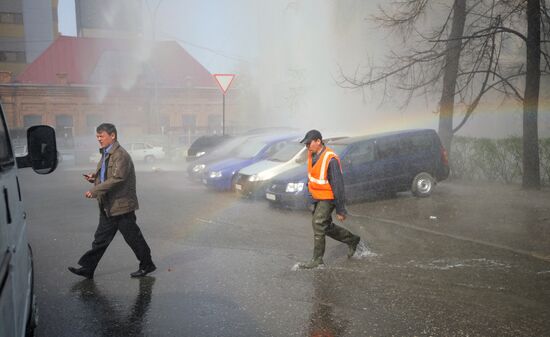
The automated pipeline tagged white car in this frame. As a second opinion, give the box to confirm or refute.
[89,142,165,163]
[234,141,306,197]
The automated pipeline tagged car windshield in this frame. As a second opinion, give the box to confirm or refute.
[192,136,227,149]
[210,137,249,156]
[269,142,303,162]
[234,141,267,159]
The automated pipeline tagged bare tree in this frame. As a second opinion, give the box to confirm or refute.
[523,0,542,188]
[439,0,467,155]
[338,0,550,188]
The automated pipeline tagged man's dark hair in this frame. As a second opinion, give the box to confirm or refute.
[96,123,117,139]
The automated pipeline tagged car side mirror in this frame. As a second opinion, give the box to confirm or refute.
[16,125,58,174]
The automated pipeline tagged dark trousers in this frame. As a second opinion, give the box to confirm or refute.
[78,211,153,271]
[312,200,359,259]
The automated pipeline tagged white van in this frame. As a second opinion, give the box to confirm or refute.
[0,102,58,337]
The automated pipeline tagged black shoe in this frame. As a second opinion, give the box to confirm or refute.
[68,266,94,279]
[130,264,156,278]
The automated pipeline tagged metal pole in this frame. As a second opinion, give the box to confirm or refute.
[222,94,225,135]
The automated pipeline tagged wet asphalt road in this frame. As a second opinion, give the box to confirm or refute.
[20,162,550,336]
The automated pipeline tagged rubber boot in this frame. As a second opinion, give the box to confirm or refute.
[347,236,361,258]
[325,224,360,258]
[300,235,326,269]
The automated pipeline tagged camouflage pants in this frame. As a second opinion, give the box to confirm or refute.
[311,200,359,260]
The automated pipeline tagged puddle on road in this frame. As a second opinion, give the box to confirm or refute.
[406,258,511,271]
[291,241,379,271]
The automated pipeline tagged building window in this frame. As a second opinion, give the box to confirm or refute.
[0,51,26,63]
[23,115,42,128]
[56,114,73,135]
[0,12,24,24]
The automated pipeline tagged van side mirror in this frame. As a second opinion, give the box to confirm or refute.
[16,125,58,174]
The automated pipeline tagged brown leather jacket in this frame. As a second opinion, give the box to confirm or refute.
[90,141,139,216]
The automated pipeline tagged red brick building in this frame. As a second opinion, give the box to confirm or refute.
[0,36,237,139]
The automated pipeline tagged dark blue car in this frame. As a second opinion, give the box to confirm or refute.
[266,129,450,209]
[265,164,312,209]
[202,133,299,191]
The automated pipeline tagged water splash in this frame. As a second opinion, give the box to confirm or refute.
[352,240,378,258]
[291,262,326,271]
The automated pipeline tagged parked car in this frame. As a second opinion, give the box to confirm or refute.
[234,137,347,198]
[0,103,58,336]
[202,133,299,191]
[89,142,165,163]
[187,134,232,161]
[266,129,449,209]
[265,164,312,209]
[187,135,257,182]
[128,142,165,162]
[234,140,303,197]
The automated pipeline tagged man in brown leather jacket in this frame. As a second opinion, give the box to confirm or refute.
[68,123,156,279]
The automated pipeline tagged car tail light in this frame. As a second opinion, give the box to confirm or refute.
[440,145,449,166]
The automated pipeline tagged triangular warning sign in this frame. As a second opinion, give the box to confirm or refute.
[213,74,235,95]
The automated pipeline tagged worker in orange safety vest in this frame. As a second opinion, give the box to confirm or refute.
[298,129,361,269]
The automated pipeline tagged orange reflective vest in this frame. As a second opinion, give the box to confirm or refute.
[307,146,341,200]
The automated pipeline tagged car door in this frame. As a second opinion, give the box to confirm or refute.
[374,137,407,192]
[400,133,436,183]
[341,141,379,200]
[0,112,25,337]
[0,170,15,337]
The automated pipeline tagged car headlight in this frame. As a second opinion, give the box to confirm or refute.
[209,171,223,178]
[196,151,206,157]
[286,182,304,193]
[248,174,261,182]
[193,164,206,173]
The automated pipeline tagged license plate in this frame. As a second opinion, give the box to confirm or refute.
[266,193,276,201]
[235,184,242,190]
[202,179,207,184]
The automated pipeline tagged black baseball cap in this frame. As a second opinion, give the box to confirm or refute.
[300,129,323,144]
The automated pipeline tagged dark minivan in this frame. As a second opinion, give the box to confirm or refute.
[186,135,232,161]
[265,129,449,208]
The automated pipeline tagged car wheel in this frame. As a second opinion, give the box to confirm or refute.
[144,155,155,164]
[411,172,435,197]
